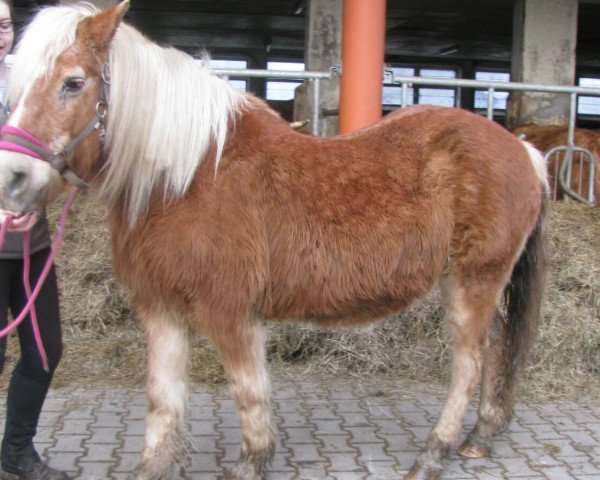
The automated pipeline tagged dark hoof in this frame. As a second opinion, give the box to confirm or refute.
[458,438,492,458]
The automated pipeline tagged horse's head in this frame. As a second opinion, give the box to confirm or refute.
[0,1,129,213]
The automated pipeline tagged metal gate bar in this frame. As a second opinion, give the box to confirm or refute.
[545,146,597,205]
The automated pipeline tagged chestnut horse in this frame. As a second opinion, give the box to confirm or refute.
[0,3,548,480]
[514,123,599,203]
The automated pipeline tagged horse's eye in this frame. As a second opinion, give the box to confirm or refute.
[62,77,86,95]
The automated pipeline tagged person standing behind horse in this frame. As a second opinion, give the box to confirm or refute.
[0,2,68,479]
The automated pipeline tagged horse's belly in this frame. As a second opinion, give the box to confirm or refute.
[262,269,437,326]
[262,219,449,325]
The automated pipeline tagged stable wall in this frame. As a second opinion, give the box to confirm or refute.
[508,0,579,128]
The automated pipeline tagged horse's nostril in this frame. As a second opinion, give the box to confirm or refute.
[7,171,28,197]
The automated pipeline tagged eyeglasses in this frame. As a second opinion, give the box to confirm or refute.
[0,22,13,34]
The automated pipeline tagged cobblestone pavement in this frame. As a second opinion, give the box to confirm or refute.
[0,377,599,480]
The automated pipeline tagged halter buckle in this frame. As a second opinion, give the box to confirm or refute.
[101,62,110,85]
[96,100,108,120]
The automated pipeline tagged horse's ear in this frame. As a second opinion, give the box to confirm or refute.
[76,0,130,53]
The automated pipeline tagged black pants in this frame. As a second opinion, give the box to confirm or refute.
[0,248,62,466]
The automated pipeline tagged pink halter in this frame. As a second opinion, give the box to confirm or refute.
[0,125,49,159]
[0,124,92,190]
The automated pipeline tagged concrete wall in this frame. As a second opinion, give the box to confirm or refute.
[508,0,578,128]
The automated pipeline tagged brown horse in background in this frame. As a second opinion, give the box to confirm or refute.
[0,3,548,480]
[514,123,599,202]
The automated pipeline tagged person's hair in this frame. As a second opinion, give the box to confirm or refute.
[0,1,13,19]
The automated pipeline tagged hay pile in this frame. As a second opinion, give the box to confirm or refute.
[3,194,598,401]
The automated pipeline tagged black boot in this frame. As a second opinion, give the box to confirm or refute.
[0,367,69,480]
[0,457,69,480]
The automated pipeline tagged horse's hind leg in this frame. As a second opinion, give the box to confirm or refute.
[456,310,516,458]
[207,317,274,480]
[460,212,546,460]
[406,276,502,480]
[133,307,190,480]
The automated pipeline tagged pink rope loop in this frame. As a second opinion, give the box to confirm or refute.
[23,231,49,372]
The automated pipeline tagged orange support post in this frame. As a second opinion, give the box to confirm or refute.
[339,0,387,133]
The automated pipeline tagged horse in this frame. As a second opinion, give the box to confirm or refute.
[513,123,599,203]
[0,2,548,479]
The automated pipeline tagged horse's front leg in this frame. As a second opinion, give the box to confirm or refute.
[207,318,275,480]
[132,307,191,480]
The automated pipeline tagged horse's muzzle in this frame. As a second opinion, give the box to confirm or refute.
[0,152,53,212]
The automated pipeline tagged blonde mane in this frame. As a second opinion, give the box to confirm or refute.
[8,3,245,226]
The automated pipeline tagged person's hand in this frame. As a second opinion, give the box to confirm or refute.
[0,209,40,232]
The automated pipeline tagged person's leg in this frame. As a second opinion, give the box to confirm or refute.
[0,257,16,377]
[0,249,67,479]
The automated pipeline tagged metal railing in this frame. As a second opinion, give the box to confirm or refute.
[391,74,600,148]
[210,67,600,204]
[211,68,335,135]
[391,74,600,205]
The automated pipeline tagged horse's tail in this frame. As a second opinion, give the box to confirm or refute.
[503,185,549,387]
